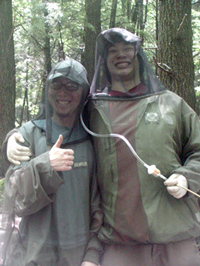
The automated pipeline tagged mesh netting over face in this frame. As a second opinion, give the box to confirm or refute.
[90,27,166,97]
[40,59,90,145]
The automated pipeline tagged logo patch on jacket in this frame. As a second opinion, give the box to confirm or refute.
[74,161,88,168]
[145,112,159,123]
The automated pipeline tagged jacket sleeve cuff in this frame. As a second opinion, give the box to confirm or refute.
[83,248,100,265]
[33,151,64,194]
[17,151,63,195]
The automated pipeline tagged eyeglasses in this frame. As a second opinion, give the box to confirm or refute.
[50,81,79,91]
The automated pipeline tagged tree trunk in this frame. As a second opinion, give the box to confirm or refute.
[39,0,51,118]
[83,0,101,83]
[43,0,52,76]
[0,0,15,176]
[127,0,132,20]
[155,0,159,75]
[157,0,196,111]
[131,0,144,30]
[110,0,118,28]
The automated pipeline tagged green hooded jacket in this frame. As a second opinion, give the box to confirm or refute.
[88,90,200,244]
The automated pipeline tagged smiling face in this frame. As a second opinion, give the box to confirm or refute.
[106,42,140,83]
[48,77,83,126]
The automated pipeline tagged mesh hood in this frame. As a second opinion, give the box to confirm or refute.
[35,59,90,145]
[90,28,166,97]
[47,59,89,89]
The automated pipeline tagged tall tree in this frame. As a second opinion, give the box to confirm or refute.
[131,0,146,33]
[83,0,101,83]
[157,0,196,110]
[110,0,118,28]
[0,0,15,176]
[42,0,52,77]
[123,0,148,40]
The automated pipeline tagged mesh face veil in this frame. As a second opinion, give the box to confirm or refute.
[42,59,90,145]
[90,27,166,96]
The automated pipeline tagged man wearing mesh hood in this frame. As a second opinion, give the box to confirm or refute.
[1,59,102,266]
[86,28,200,265]
[4,28,200,265]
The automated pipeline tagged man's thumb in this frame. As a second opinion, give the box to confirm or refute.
[15,132,25,143]
[54,135,63,148]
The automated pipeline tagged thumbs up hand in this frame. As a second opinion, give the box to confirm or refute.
[49,135,74,171]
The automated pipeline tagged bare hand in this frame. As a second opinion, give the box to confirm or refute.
[7,132,32,165]
[81,262,98,266]
[49,135,74,171]
[164,173,188,199]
